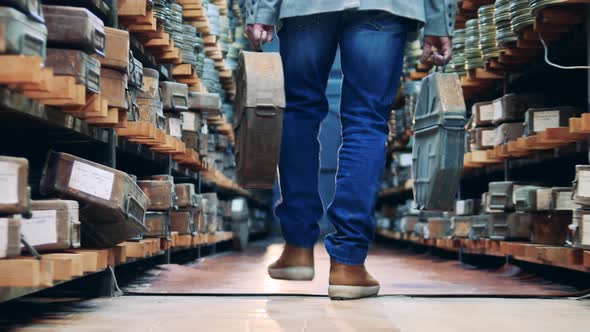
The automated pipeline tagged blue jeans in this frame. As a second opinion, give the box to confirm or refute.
[276,10,408,265]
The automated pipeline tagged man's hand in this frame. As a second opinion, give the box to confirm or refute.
[246,24,274,50]
[420,36,453,66]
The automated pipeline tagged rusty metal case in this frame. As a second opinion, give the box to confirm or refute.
[43,5,105,56]
[137,180,175,211]
[21,199,81,252]
[40,152,148,248]
[175,183,197,208]
[144,211,168,238]
[46,48,101,94]
[234,51,285,189]
[170,210,194,235]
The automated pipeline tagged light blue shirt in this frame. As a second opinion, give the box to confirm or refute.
[246,0,457,37]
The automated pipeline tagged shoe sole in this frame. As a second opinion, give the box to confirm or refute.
[328,285,380,300]
[268,267,315,280]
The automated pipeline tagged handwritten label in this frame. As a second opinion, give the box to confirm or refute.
[69,161,114,200]
[21,210,57,247]
[0,162,19,204]
[181,112,197,132]
[582,215,590,246]
[480,129,496,147]
[168,117,182,138]
[577,171,590,198]
[479,103,494,121]
[493,99,503,121]
[0,219,7,258]
[533,110,560,133]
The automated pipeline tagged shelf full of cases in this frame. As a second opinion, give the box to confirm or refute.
[0,88,111,144]
[376,229,590,274]
[0,232,235,303]
[0,87,267,206]
[456,1,589,100]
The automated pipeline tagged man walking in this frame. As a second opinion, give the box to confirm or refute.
[245,0,455,300]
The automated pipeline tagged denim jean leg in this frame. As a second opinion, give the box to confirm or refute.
[325,13,408,265]
[275,13,340,248]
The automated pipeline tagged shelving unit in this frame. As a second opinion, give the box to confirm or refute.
[0,0,270,304]
[378,0,590,274]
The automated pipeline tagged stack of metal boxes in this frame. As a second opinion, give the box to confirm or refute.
[0,156,30,258]
[138,175,176,239]
[464,19,485,70]
[171,183,202,236]
[495,94,545,142]
[478,5,500,62]
[447,28,466,77]
[451,199,480,238]
[469,94,545,148]
[136,68,165,130]
[468,101,496,152]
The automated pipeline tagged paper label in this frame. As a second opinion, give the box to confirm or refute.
[201,124,209,135]
[556,191,577,211]
[456,201,465,215]
[399,153,413,167]
[168,117,182,138]
[479,103,494,121]
[536,189,552,211]
[231,198,245,213]
[533,110,560,133]
[493,99,503,121]
[69,161,114,200]
[181,112,197,132]
[577,171,590,198]
[20,210,57,247]
[0,219,7,258]
[480,130,496,147]
[582,215,590,246]
[0,162,19,204]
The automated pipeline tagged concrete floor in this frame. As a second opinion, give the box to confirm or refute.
[9,296,590,332]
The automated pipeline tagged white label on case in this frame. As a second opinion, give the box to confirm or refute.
[556,191,577,211]
[0,162,19,204]
[481,130,496,147]
[0,219,8,258]
[533,110,560,133]
[479,104,494,121]
[456,201,465,215]
[69,161,114,200]
[493,99,503,121]
[582,215,590,246]
[231,198,245,213]
[578,171,590,198]
[399,153,413,167]
[181,112,197,132]
[20,210,57,247]
[169,117,182,138]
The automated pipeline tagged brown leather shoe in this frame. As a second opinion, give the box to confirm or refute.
[267,244,314,280]
[328,259,380,300]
